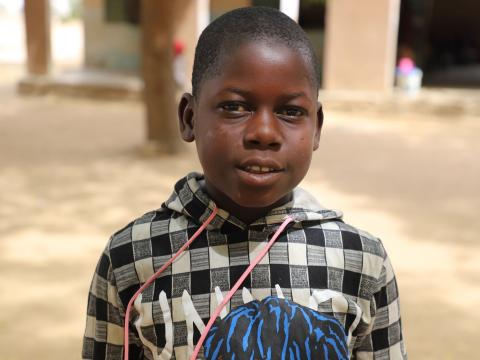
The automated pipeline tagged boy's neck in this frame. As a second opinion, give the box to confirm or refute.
[201,181,292,225]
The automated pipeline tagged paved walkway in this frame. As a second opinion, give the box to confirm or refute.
[1,67,479,359]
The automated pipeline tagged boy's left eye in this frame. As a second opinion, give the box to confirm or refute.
[276,107,305,118]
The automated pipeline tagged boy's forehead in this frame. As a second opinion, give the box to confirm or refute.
[222,40,310,70]
[201,40,317,96]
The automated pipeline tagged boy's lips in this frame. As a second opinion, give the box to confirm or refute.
[236,159,284,186]
[242,165,278,173]
[237,159,284,173]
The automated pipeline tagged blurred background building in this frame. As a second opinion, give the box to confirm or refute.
[13,0,480,96]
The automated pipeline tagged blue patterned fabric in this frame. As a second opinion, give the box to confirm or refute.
[204,296,348,360]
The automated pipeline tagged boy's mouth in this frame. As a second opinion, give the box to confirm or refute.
[235,160,284,187]
[237,159,284,175]
[242,165,281,174]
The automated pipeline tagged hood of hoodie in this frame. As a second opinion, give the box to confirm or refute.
[163,172,343,232]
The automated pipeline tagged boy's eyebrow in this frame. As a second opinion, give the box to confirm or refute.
[221,88,311,102]
[279,92,310,102]
[221,87,253,97]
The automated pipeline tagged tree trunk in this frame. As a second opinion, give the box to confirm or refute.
[24,0,51,75]
[141,0,181,153]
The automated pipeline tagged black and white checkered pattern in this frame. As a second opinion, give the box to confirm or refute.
[83,173,406,359]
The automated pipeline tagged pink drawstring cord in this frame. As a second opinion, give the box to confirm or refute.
[190,215,295,359]
[123,206,218,360]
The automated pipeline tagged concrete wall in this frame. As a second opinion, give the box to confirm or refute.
[323,0,401,92]
[83,0,140,72]
[82,0,208,88]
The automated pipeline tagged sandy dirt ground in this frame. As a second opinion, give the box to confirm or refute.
[1,64,480,359]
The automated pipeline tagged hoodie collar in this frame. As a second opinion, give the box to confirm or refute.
[163,172,342,232]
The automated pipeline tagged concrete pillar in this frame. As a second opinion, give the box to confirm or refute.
[280,0,300,22]
[141,0,181,151]
[173,0,210,91]
[24,0,51,75]
[323,0,401,92]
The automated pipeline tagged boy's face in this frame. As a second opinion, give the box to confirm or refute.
[179,41,322,218]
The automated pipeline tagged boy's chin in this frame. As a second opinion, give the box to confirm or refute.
[202,178,293,216]
[234,192,292,210]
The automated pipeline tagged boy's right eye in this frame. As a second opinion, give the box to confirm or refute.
[219,102,251,115]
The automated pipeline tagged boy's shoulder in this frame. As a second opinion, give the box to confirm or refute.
[290,188,386,259]
[304,217,387,260]
[106,206,174,256]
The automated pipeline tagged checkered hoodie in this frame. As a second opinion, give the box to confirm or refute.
[83,172,406,360]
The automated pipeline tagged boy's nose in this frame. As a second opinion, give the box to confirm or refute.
[243,109,282,150]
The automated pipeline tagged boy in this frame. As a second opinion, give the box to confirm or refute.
[83,7,406,360]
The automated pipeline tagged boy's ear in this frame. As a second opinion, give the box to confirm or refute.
[178,93,195,142]
[313,101,324,151]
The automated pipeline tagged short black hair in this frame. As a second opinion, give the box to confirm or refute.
[191,6,320,98]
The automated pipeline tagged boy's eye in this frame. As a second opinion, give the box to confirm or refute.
[220,102,250,114]
[277,107,305,119]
